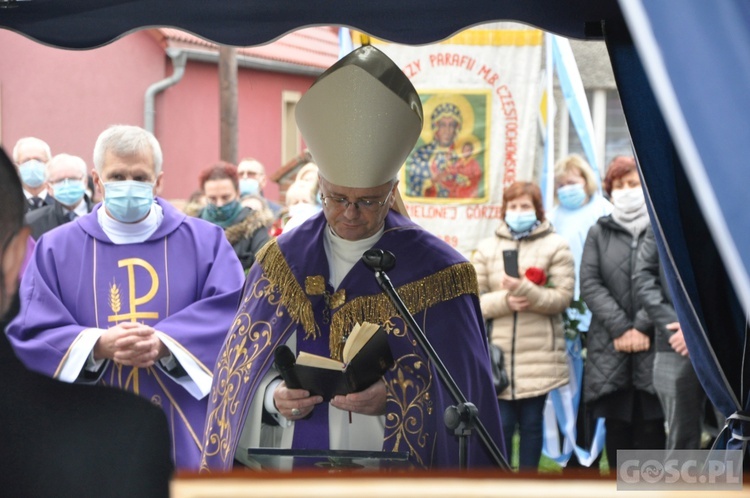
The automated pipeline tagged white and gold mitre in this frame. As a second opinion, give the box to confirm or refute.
[295,45,424,188]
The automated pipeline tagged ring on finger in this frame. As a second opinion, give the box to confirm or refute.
[291,408,301,417]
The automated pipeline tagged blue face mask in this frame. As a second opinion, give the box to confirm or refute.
[19,159,47,188]
[557,184,587,210]
[103,180,154,223]
[505,210,538,233]
[51,179,86,207]
[239,178,260,197]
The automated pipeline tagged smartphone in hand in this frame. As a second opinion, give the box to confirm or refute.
[503,249,519,278]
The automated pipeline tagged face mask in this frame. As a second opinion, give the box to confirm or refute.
[239,178,260,197]
[103,180,154,223]
[611,187,645,213]
[19,159,47,188]
[205,200,240,222]
[288,203,317,219]
[505,210,537,233]
[51,179,86,207]
[557,184,587,210]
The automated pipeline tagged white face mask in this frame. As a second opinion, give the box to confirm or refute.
[288,203,319,219]
[611,187,645,213]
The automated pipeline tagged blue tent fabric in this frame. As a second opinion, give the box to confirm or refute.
[2,0,749,459]
[620,0,750,318]
[0,0,621,48]
[605,10,749,453]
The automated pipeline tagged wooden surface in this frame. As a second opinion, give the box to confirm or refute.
[172,469,748,497]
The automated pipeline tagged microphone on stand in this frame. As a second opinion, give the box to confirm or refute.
[361,248,509,470]
[274,345,302,389]
[361,249,396,273]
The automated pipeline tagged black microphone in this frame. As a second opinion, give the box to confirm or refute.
[362,248,396,273]
[273,345,302,389]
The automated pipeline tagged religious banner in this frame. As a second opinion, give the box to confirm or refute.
[377,24,543,257]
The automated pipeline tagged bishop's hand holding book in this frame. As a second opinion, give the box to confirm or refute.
[274,322,394,401]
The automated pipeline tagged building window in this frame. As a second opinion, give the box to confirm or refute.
[281,91,301,166]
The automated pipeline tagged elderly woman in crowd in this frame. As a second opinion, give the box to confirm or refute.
[550,154,612,324]
[281,162,322,232]
[580,155,665,470]
[547,153,613,465]
[472,181,574,470]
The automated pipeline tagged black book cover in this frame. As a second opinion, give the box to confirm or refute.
[292,325,394,401]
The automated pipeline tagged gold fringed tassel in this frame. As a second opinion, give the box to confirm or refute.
[256,240,318,340]
[329,262,479,359]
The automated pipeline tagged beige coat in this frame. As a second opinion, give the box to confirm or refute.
[472,220,574,400]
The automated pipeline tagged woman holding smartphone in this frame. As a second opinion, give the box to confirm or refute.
[472,181,575,471]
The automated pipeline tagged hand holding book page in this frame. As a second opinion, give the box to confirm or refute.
[276,322,395,401]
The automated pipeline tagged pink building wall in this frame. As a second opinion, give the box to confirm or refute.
[156,60,314,201]
[0,29,164,174]
[0,29,319,202]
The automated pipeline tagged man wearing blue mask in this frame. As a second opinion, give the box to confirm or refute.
[237,157,283,217]
[7,124,246,471]
[0,146,173,498]
[25,153,94,240]
[12,136,53,212]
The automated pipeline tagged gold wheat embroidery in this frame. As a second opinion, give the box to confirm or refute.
[109,279,122,321]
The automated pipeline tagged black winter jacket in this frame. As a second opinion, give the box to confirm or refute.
[25,196,94,240]
[581,215,655,404]
[634,226,678,352]
[223,207,271,271]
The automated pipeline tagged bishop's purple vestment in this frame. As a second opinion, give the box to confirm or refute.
[200,210,505,471]
[7,199,245,470]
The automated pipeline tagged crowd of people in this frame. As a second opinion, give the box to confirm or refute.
[471,153,712,471]
[0,44,713,494]
[182,155,322,247]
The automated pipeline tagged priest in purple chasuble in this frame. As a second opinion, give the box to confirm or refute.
[200,46,505,471]
[7,125,245,471]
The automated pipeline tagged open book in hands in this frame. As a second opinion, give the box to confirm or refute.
[292,322,394,401]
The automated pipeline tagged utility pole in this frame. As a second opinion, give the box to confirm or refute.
[219,45,238,164]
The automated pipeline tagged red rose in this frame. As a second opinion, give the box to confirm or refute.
[525,267,547,286]
[269,225,283,237]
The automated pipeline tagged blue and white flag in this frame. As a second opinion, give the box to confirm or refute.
[551,34,602,191]
[539,35,555,211]
[542,335,606,467]
[541,33,606,467]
